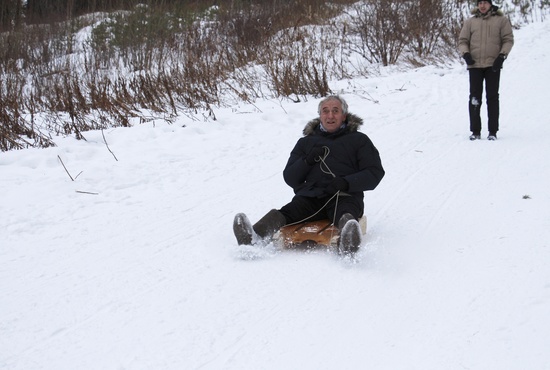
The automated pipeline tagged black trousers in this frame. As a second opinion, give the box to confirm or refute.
[468,68,501,135]
[279,194,364,227]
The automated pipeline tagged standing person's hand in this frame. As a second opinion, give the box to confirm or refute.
[492,54,506,71]
[463,53,475,66]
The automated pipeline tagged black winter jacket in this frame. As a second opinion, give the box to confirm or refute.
[283,113,385,200]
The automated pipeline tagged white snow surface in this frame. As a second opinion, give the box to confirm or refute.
[2,21,550,370]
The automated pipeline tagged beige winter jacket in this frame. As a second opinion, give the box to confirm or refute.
[458,7,514,69]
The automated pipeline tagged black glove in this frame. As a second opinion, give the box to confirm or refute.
[463,53,475,66]
[492,54,506,71]
[324,177,349,195]
[304,146,325,166]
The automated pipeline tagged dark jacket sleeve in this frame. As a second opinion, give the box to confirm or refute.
[343,137,385,192]
[283,138,312,189]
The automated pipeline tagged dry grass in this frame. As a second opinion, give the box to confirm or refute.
[0,0,536,151]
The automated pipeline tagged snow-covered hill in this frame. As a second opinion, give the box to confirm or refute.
[1,21,549,370]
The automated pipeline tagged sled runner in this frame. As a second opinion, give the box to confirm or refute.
[275,216,367,250]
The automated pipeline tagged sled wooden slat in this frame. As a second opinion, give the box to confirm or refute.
[276,216,367,249]
[278,220,339,249]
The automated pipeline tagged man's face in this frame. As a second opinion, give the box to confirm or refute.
[320,100,346,133]
[478,0,491,13]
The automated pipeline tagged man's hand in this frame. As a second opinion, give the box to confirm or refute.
[463,52,475,66]
[324,177,349,195]
[305,146,326,165]
[492,54,506,71]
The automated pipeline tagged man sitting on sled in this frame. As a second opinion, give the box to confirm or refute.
[233,95,385,255]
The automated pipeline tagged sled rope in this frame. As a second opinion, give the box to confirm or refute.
[317,146,340,230]
[285,146,341,232]
[284,191,341,227]
[318,146,336,178]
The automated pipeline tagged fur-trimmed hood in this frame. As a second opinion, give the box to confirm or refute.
[302,113,363,136]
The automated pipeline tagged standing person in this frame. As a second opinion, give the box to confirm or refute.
[459,0,514,141]
[233,95,385,255]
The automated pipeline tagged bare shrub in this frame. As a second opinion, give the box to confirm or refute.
[348,0,409,66]
[260,25,334,101]
[2,1,356,151]
[0,76,54,151]
[406,0,448,57]
[347,0,468,67]
[0,0,547,151]
[405,0,466,64]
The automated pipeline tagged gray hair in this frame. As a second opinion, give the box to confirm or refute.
[317,95,349,116]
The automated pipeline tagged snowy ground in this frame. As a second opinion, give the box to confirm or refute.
[1,21,550,370]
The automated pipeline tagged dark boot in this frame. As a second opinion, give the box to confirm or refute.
[253,209,287,240]
[233,213,255,245]
[337,213,355,230]
[337,213,361,255]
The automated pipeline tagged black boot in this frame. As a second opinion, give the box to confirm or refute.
[337,213,361,255]
[253,209,287,240]
[337,213,355,230]
[233,213,255,245]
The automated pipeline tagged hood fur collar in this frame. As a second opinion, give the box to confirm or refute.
[302,113,363,136]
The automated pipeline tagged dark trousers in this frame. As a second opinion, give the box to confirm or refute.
[468,68,501,134]
[279,195,364,227]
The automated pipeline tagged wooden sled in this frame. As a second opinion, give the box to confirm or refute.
[274,216,367,250]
